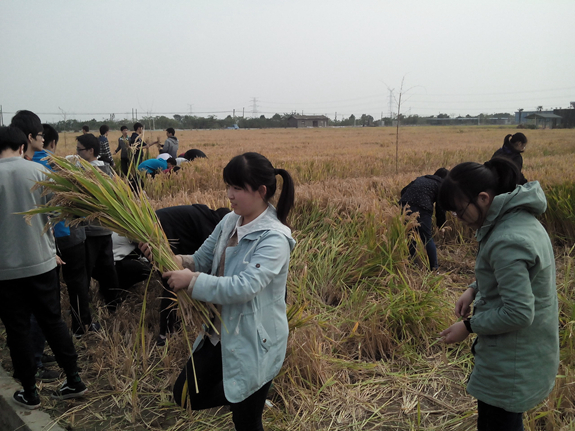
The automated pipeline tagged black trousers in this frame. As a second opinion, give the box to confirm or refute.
[85,235,120,307]
[115,256,152,291]
[60,242,92,332]
[120,158,129,176]
[173,340,272,431]
[0,268,78,389]
[477,400,524,431]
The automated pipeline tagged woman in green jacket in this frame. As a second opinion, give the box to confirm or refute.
[438,157,559,431]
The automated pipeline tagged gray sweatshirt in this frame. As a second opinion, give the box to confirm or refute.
[160,136,179,158]
[0,157,57,280]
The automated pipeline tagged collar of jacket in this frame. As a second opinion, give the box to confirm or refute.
[475,181,547,242]
[221,204,295,248]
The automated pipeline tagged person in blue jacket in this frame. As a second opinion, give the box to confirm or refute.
[141,152,296,431]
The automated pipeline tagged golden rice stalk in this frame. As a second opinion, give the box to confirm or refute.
[22,154,219,391]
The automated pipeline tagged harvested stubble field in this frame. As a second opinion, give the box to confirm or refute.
[1,126,575,430]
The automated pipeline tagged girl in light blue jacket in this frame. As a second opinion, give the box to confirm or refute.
[162,152,296,431]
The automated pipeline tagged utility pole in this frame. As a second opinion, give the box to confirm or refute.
[58,107,67,146]
[335,112,337,121]
[242,107,245,118]
[188,104,193,115]
[388,88,395,119]
[0,105,3,127]
[250,97,259,117]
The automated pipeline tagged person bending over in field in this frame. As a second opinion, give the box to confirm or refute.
[399,168,448,271]
[491,132,527,178]
[0,123,87,409]
[439,157,558,431]
[140,152,296,431]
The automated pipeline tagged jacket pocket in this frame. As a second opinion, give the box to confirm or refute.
[257,324,270,353]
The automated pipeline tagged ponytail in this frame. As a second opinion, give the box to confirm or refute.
[438,157,522,213]
[274,168,295,226]
[504,132,527,148]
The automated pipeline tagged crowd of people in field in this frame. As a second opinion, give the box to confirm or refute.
[0,108,558,431]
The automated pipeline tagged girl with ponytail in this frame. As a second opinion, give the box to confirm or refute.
[438,157,558,430]
[491,132,528,172]
[159,152,295,430]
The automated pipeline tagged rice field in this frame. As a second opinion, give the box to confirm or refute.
[1,125,575,430]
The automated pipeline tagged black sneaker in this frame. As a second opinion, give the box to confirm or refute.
[41,353,57,366]
[13,389,41,410]
[51,380,87,400]
[156,334,167,347]
[36,367,60,383]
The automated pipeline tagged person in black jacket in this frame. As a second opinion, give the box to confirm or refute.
[491,132,527,172]
[399,168,448,270]
[155,204,230,345]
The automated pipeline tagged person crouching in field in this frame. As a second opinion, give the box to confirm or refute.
[399,168,448,271]
[439,157,558,431]
[0,124,87,409]
[140,152,296,431]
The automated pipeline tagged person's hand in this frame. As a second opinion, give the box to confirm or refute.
[440,321,470,344]
[56,255,65,266]
[138,242,153,261]
[163,269,194,292]
[455,287,476,319]
[174,254,183,268]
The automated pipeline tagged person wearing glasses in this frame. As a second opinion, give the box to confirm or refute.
[438,157,558,431]
[76,134,121,316]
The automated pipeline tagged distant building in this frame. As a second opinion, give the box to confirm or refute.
[553,102,575,128]
[525,113,563,129]
[515,110,554,124]
[287,115,330,128]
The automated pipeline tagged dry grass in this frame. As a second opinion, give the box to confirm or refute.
[1,126,574,430]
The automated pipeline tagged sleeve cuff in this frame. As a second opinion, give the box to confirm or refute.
[187,272,199,296]
[463,319,473,333]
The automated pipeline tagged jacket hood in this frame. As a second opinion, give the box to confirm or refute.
[223,204,296,251]
[90,159,106,167]
[168,136,179,143]
[476,181,547,241]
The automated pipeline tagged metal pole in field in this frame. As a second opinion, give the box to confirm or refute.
[0,105,3,126]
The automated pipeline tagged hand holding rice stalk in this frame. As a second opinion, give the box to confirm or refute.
[22,154,218,390]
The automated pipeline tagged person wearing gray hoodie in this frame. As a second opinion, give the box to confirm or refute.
[159,127,179,159]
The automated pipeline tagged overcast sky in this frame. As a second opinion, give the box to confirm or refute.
[1,0,574,122]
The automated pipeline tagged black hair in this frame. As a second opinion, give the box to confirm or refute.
[77,133,100,157]
[120,125,128,132]
[433,167,449,179]
[42,123,59,148]
[504,133,527,148]
[438,157,524,216]
[0,125,28,153]
[134,122,143,131]
[100,124,109,135]
[10,110,42,141]
[166,127,175,135]
[223,152,295,226]
[183,149,207,161]
[167,157,177,167]
[82,125,89,132]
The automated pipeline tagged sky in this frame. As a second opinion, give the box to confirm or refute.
[1,0,574,123]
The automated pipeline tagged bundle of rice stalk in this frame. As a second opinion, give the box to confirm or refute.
[23,154,219,391]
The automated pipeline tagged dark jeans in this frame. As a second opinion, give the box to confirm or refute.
[159,279,177,336]
[173,340,272,431]
[60,242,92,333]
[120,158,129,176]
[0,268,78,390]
[404,204,438,270]
[29,314,46,368]
[477,400,524,431]
[115,256,152,291]
[85,235,120,308]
